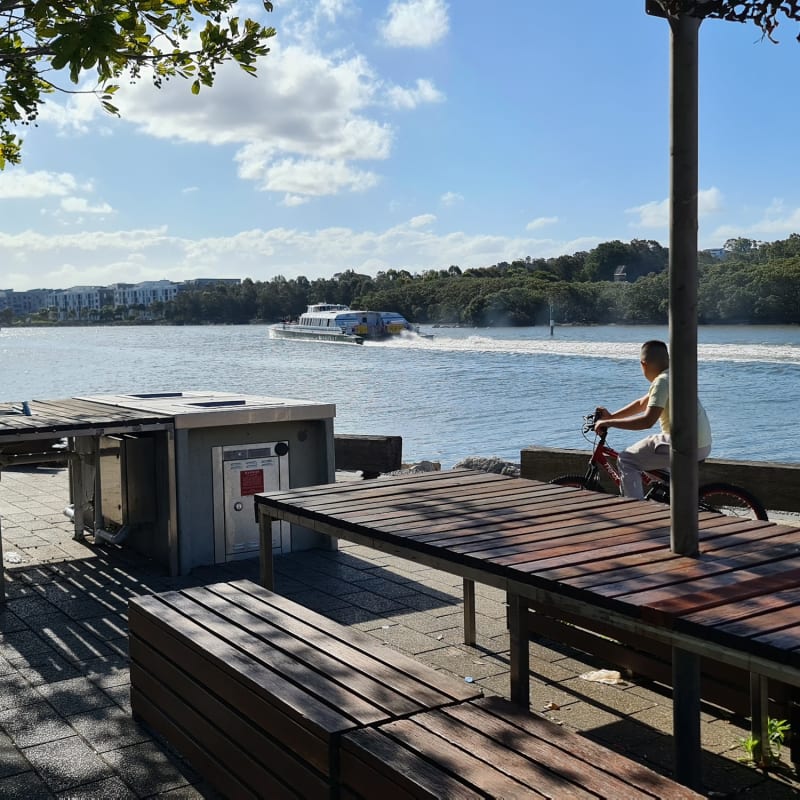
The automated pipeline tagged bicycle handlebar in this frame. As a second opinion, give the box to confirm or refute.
[582,410,608,443]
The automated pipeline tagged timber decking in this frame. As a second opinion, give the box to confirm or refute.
[340,696,703,799]
[129,579,482,800]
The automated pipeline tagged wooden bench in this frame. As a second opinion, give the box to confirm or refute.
[339,695,703,799]
[129,579,481,799]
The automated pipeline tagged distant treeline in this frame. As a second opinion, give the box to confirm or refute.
[11,234,800,327]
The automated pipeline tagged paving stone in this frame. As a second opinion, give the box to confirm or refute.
[352,576,420,598]
[0,608,28,635]
[371,624,452,656]
[101,740,195,797]
[0,769,54,799]
[279,588,351,613]
[103,684,131,714]
[339,589,405,614]
[35,620,113,664]
[68,705,150,753]
[16,654,84,686]
[24,735,114,792]
[560,677,657,716]
[421,645,512,680]
[54,775,138,799]
[80,655,130,689]
[398,590,460,613]
[323,604,384,626]
[388,609,463,635]
[154,782,226,799]
[0,628,56,663]
[0,699,74,747]
[0,729,31,779]
[35,676,116,717]
[0,672,43,712]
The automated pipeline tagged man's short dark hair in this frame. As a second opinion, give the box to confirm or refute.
[641,340,669,369]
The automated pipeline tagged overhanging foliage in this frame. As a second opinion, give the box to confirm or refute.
[0,0,275,167]
[653,1,800,41]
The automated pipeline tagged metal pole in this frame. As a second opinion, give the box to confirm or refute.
[668,12,701,556]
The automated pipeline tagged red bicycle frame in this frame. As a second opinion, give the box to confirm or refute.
[583,428,669,497]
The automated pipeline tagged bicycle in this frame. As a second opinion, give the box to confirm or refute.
[551,412,769,520]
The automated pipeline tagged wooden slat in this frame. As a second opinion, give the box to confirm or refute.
[340,697,703,800]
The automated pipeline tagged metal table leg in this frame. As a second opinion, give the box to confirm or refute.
[463,578,476,646]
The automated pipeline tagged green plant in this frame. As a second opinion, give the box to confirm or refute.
[739,717,791,767]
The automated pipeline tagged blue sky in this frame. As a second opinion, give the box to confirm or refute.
[2,0,800,291]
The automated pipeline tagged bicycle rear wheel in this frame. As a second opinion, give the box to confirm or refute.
[698,482,768,521]
[550,475,604,493]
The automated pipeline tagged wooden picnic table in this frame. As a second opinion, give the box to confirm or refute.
[255,469,800,788]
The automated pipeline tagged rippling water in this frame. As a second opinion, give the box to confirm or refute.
[2,324,799,465]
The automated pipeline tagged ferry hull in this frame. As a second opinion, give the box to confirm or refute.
[270,325,364,345]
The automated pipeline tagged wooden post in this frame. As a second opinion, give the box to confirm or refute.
[673,647,702,789]
[508,593,529,707]
[668,12,702,556]
[258,508,275,590]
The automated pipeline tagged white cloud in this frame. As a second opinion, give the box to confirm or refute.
[60,197,114,215]
[258,157,380,196]
[440,191,463,206]
[711,199,800,242]
[409,214,436,228]
[526,216,559,231]
[381,0,449,47]
[0,169,82,199]
[96,45,394,201]
[0,218,607,291]
[626,187,723,228]
[387,78,444,109]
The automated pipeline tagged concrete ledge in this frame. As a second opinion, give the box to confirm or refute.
[521,446,800,513]
[334,434,402,478]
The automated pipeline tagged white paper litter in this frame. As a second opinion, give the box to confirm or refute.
[3,552,23,564]
[579,669,625,685]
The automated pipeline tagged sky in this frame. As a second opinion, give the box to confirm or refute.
[3,0,800,292]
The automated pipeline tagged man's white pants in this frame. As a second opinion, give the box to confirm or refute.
[618,434,712,499]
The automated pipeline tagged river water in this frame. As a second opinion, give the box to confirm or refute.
[2,324,799,466]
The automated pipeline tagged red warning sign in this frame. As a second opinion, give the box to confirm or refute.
[240,469,265,496]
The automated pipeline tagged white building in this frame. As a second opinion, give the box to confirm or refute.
[49,286,114,319]
[112,280,180,308]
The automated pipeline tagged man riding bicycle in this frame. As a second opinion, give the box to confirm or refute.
[593,340,712,499]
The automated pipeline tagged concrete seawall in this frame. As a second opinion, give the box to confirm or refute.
[521,446,800,514]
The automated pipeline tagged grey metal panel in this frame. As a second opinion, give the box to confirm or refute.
[213,442,290,562]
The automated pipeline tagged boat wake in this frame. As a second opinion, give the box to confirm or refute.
[367,333,800,365]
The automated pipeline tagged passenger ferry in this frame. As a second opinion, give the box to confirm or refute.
[270,304,418,345]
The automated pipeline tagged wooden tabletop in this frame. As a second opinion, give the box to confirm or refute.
[255,470,800,676]
[0,398,173,443]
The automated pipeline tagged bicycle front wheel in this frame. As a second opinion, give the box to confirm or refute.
[550,475,604,493]
[698,482,768,521]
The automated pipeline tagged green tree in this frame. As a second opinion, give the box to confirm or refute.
[0,0,275,166]
[653,2,800,42]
